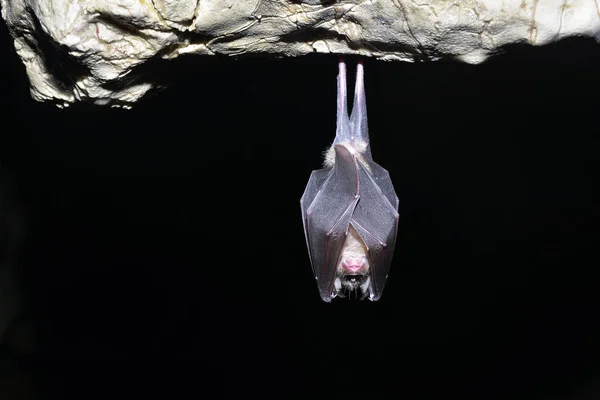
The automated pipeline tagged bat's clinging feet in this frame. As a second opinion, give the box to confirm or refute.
[300,58,400,302]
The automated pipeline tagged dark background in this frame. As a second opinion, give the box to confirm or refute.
[1,20,600,399]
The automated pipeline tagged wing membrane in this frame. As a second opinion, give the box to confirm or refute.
[300,168,331,276]
[351,160,399,301]
[303,145,359,301]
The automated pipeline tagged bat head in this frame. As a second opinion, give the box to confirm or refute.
[333,224,372,300]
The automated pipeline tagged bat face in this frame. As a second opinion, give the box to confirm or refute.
[333,224,372,299]
[300,59,399,302]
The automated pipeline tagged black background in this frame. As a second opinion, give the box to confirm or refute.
[1,19,600,399]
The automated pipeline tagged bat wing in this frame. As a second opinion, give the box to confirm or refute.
[300,167,330,278]
[301,145,359,302]
[351,158,400,301]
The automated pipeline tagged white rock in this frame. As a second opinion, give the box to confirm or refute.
[1,0,599,107]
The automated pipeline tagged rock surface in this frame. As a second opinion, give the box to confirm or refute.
[1,0,600,107]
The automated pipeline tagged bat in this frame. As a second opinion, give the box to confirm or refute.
[300,58,399,302]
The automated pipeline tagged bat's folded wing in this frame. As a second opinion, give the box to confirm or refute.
[351,159,399,301]
[301,146,360,301]
[364,159,399,212]
[300,168,330,277]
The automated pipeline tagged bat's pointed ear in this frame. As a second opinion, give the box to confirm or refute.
[349,58,371,156]
[335,58,352,143]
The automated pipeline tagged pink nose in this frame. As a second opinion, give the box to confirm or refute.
[342,260,365,273]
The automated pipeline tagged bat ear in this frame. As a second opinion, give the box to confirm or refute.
[349,59,371,156]
[335,58,352,143]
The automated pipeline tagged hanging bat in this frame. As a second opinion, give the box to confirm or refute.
[300,58,399,302]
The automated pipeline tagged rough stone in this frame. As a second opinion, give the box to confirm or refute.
[1,0,599,107]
